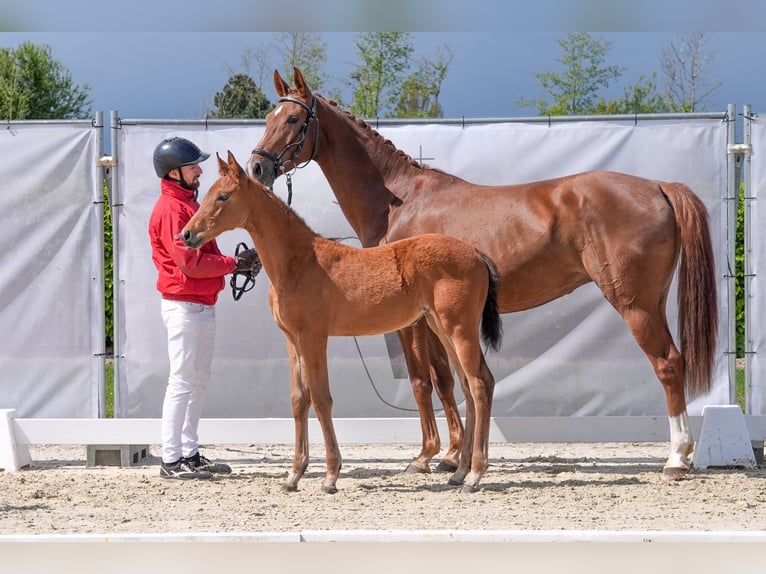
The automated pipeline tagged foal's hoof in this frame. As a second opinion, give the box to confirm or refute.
[322,484,338,495]
[282,483,298,493]
[661,466,690,482]
[435,459,459,474]
[405,461,431,474]
[460,484,479,495]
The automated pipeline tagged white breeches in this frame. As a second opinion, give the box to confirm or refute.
[160,299,216,464]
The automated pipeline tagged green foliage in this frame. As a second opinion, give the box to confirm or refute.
[209,73,272,119]
[349,32,414,118]
[518,33,625,116]
[103,182,113,352]
[276,32,328,94]
[394,46,452,119]
[736,181,745,356]
[0,41,91,119]
[595,72,679,114]
[105,360,114,418]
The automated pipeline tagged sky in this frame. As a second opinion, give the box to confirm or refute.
[1,31,763,122]
[0,1,765,121]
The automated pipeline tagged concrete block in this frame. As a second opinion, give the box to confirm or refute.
[0,409,31,473]
[86,444,150,468]
[692,405,757,469]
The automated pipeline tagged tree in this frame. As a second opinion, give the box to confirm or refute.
[209,73,272,119]
[394,45,452,119]
[661,32,721,112]
[518,33,624,116]
[595,72,676,114]
[0,41,91,120]
[348,32,414,118]
[275,32,328,94]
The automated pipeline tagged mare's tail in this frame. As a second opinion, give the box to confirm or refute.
[480,252,503,352]
[660,182,718,399]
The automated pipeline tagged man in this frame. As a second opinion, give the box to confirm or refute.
[149,136,260,480]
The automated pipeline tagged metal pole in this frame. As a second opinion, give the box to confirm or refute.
[108,110,123,417]
[726,104,738,404]
[743,104,754,414]
[93,111,107,418]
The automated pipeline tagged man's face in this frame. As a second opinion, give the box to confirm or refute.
[173,163,203,190]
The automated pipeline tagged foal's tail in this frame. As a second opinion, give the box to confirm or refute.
[480,252,503,352]
[660,182,718,399]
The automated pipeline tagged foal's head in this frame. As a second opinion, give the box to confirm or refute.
[182,151,252,249]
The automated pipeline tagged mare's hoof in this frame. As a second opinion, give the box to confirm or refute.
[282,483,298,492]
[460,484,479,495]
[435,459,459,473]
[661,466,689,482]
[405,462,431,474]
[447,475,465,487]
[322,484,338,494]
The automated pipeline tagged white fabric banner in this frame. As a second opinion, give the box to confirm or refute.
[748,116,766,414]
[116,118,729,419]
[0,122,101,417]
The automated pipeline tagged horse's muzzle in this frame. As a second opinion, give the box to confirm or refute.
[181,229,202,249]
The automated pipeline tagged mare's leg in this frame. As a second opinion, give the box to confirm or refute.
[297,334,342,494]
[398,321,463,474]
[425,327,463,472]
[284,337,310,492]
[619,306,692,480]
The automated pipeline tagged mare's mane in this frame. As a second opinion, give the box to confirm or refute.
[312,92,450,176]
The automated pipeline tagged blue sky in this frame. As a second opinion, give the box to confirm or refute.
[2,32,763,121]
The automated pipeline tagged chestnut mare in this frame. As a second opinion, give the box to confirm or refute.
[247,67,719,482]
[182,151,502,494]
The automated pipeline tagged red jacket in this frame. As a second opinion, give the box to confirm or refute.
[148,179,236,306]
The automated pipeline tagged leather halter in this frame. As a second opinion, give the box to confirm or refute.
[251,95,319,183]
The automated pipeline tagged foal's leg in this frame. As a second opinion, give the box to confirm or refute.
[298,334,342,494]
[284,337,311,492]
[398,321,463,474]
[427,314,495,494]
[445,339,495,494]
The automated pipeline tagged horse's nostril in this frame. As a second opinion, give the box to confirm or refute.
[182,229,191,241]
[253,163,262,176]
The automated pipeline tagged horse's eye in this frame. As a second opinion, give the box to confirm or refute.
[217,194,229,202]
[287,115,299,124]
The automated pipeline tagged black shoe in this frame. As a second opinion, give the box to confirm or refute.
[160,458,213,480]
[184,452,232,474]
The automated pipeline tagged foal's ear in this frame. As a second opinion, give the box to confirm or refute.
[226,150,246,180]
[216,152,229,176]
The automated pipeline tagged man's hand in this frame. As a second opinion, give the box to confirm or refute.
[235,248,262,275]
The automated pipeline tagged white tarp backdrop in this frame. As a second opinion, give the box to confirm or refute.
[0,122,101,417]
[115,117,729,419]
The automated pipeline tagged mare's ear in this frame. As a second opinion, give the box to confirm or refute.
[274,69,289,97]
[216,152,229,176]
[226,150,246,180]
[293,67,309,96]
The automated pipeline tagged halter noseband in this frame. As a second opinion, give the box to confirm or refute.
[251,95,319,180]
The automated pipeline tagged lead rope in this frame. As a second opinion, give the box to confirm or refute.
[285,173,293,206]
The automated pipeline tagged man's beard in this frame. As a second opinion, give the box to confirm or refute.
[180,176,199,191]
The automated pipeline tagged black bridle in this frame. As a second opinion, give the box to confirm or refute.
[251,95,319,206]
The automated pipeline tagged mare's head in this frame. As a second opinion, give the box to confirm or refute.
[247,67,318,187]
[182,151,252,249]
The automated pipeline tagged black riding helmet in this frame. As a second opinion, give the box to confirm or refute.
[153,137,210,178]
